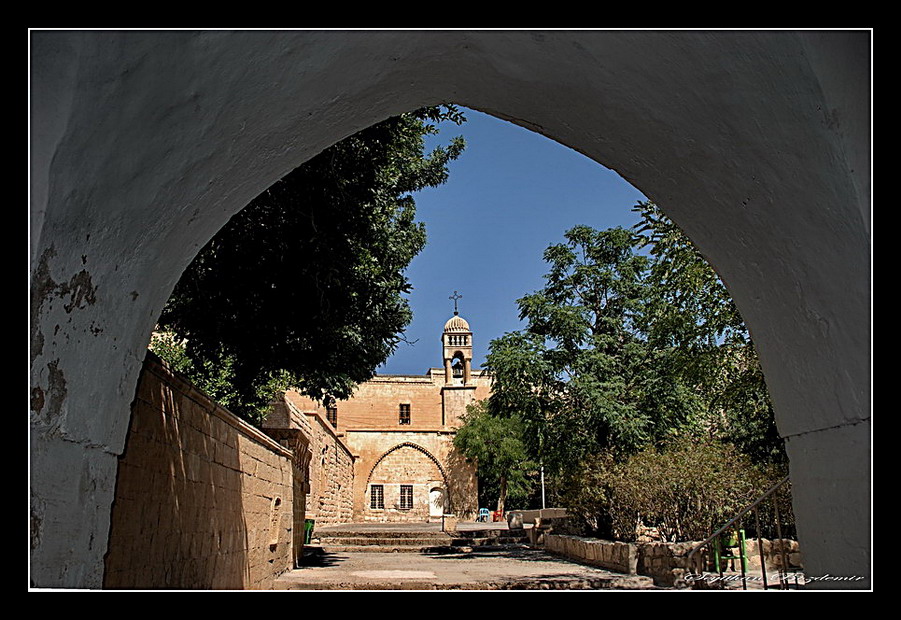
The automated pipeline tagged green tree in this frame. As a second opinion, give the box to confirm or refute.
[633,201,785,464]
[486,225,700,473]
[149,331,292,425]
[453,401,535,514]
[484,202,787,539]
[486,202,784,480]
[157,106,465,423]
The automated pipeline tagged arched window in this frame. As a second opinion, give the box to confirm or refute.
[451,355,464,378]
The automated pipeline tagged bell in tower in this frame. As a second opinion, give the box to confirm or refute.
[442,291,473,385]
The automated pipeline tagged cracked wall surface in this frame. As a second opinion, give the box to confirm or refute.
[29,30,870,589]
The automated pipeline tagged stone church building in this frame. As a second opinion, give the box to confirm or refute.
[265,312,488,525]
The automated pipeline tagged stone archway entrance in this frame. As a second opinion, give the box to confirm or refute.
[30,30,870,588]
[364,443,452,523]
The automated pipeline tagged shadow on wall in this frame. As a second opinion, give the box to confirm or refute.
[445,447,478,520]
[102,353,293,589]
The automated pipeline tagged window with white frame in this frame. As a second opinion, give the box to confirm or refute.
[370,484,384,510]
[399,485,413,510]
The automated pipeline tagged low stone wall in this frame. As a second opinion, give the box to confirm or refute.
[103,353,296,590]
[639,538,803,588]
[544,535,638,575]
[515,508,568,524]
[543,532,802,589]
[744,538,803,571]
[636,541,703,588]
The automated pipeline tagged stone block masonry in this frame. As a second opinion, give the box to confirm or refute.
[281,358,484,524]
[272,393,355,526]
[543,534,802,588]
[544,535,638,576]
[103,353,295,589]
[636,541,702,588]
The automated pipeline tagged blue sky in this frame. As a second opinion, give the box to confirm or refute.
[377,107,648,375]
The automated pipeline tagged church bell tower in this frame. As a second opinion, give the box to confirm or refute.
[442,312,473,386]
[442,290,473,386]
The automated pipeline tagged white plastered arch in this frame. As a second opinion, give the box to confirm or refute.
[30,30,870,588]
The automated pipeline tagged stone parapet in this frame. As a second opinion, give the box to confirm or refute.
[274,395,355,526]
[541,533,802,589]
[544,534,638,575]
[636,541,702,588]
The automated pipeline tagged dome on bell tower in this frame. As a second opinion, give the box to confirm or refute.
[443,315,471,333]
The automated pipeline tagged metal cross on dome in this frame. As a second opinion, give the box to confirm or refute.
[449,291,463,316]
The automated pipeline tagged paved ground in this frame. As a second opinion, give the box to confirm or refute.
[275,521,803,591]
[274,547,658,590]
[274,521,658,591]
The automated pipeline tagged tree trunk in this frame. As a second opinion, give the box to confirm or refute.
[497,475,507,514]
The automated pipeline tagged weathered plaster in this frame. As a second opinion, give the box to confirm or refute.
[30,30,870,588]
[783,419,871,589]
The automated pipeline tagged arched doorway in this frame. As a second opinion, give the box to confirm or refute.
[30,30,870,588]
[430,487,448,520]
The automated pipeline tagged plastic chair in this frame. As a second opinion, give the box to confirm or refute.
[478,508,490,522]
[713,528,748,574]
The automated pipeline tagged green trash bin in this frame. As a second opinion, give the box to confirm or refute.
[304,519,315,545]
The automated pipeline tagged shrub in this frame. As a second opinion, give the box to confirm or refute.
[558,438,789,542]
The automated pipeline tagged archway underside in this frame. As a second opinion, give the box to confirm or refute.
[30,30,870,588]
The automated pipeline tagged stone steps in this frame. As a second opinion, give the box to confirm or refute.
[312,528,529,554]
[311,543,531,554]
[314,530,452,539]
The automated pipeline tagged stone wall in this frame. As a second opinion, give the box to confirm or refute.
[274,393,355,526]
[638,539,802,587]
[367,443,444,522]
[349,430,478,522]
[103,353,295,589]
[636,541,704,588]
[282,389,479,524]
[544,535,638,575]
[542,533,802,588]
[286,371,492,433]
[516,508,568,524]
[743,539,803,572]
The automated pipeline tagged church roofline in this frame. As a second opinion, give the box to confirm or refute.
[369,367,490,380]
[372,372,436,378]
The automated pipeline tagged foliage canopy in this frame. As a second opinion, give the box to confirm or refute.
[634,202,783,464]
[155,106,465,423]
[452,401,535,513]
[485,202,784,471]
[486,221,702,472]
[466,201,785,519]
